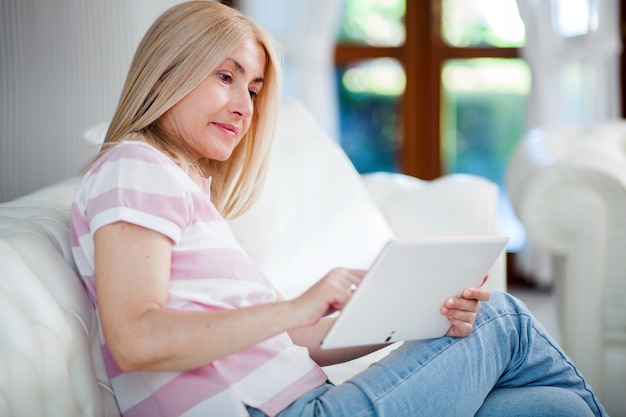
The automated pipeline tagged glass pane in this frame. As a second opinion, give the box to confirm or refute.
[441,58,530,250]
[442,0,525,47]
[337,0,405,46]
[337,58,405,173]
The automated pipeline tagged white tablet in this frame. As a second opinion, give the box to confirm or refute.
[320,235,509,349]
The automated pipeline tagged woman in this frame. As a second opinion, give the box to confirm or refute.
[70,2,606,416]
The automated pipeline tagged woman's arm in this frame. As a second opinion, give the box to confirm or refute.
[95,221,306,372]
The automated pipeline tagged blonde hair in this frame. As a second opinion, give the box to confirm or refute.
[88,1,282,219]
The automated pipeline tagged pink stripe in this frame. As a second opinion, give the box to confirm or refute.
[85,188,190,229]
[101,342,124,380]
[86,188,222,229]
[213,335,289,381]
[119,340,317,417]
[189,191,221,221]
[170,248,268,283]
[122,365,227,417]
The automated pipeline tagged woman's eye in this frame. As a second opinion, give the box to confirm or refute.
[217,73,232,83]
[249,90,258,100]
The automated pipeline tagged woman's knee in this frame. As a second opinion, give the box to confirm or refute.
[486,290,524,310]
[475,386,595,417]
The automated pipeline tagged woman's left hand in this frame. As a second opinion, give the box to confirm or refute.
[441,287,491,337]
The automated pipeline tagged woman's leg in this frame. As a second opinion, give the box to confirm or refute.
[476,387,596,417]
[278,291,607,417]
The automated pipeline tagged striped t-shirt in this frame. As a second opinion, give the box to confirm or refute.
[70,140,327,417]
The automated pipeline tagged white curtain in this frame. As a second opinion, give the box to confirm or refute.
[239,0,343,141]
[513,0,622,285]
[516,0,622,129]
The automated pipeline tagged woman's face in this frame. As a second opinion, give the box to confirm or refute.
[160,38,266,161]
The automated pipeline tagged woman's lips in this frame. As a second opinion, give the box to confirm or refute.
[213,122,238,137]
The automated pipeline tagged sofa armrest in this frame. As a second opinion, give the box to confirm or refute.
[0,206,120,417]
[507,158,626,400]
[506,122,626,414]
[361,172,506,291]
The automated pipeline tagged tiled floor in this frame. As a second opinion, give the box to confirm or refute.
[508,285,561,344]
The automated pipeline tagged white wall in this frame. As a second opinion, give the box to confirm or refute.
[0,0,183,202]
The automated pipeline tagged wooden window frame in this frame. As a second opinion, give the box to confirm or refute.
[335,1,519,180]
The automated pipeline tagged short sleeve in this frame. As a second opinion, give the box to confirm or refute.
[76,141,197,243]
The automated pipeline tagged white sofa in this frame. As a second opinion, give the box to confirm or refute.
[507,121,626,417]
[0,100,505,416]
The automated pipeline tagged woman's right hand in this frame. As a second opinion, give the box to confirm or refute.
[290,268,366,327]
[286,268,393,367]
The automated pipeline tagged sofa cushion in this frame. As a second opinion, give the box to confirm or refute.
[363,172,500,237]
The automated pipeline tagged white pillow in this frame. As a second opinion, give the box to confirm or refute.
[82,122,108,145]
[229,99,393,298]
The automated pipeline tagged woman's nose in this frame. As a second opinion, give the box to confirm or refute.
[230,88,254,118]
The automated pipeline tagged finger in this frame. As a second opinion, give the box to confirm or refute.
[342,269,365,293]
[328,268,362,302]
[441,297,481,314]
[345,282,357,295]
[461,287,491,301]
[446,318,474,338]
[443,307,478,324]
[344,269,365,288]
[480,274,489,287]
[346,268,367,280]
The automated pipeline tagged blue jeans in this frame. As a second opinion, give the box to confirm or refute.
[249,291,607,417]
